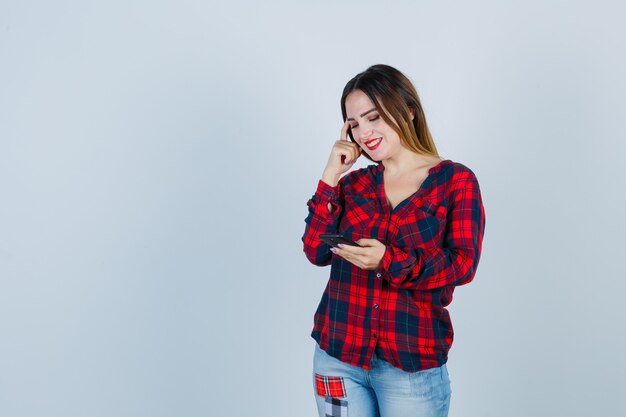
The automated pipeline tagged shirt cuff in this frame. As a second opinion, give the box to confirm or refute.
[315,179,339,201]
[380,245,394,271]
[377,244,418,285]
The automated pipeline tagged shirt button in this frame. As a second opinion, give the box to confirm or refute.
[373,333,377,338]
[374,304,379,309]
[376,273,381,278]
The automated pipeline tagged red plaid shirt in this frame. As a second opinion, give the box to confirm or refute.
[302,159,486,372]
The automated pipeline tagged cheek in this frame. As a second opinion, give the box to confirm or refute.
[374,119,393,135]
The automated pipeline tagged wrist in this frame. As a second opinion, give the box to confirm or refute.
[321,171,340,187]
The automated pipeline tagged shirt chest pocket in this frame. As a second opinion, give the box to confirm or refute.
[339,195,378,241]
[396,200,448,250]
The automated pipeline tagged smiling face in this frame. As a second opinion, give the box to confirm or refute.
[345,89,406,162]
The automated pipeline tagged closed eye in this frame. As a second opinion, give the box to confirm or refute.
[350,115,379,129]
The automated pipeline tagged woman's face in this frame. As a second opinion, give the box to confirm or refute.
[345,89,406,162]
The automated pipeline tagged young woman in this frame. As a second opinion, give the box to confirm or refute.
[302,64,486,417]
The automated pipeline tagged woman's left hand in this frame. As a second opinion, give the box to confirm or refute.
[330,238,387,270]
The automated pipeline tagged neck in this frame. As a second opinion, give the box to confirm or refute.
[381,148,442,176]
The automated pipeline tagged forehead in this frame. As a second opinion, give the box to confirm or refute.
[345,90,377,114]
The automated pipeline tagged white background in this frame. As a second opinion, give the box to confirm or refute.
[1,1,625,416]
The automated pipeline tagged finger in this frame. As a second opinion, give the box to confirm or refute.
[341,120,351,142]
[349,144,361,163]
[333,142,355,165]
[355,238,377,247]
[337,250,359,267]
[344,151,357,165]
[341,143,361,165]
[330,246,348,261]
[343,152,353,165]
[337,243,366,255]
[332,247,365,269]
[336,141,361,156]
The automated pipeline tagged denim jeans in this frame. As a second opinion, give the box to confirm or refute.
[312,343,451,417]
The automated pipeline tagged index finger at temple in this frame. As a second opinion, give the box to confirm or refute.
[341,120,351,141]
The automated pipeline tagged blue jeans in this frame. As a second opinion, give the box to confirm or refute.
[312,343,451,417]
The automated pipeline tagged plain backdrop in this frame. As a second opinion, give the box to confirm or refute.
[1,1,625,416]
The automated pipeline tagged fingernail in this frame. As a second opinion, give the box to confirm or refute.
[330,247,337,253]
[337,243,344,248]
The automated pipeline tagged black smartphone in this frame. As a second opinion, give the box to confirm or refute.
[318,233,361,248]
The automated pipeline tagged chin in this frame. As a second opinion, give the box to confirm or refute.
[368,151,385,162]
[363,151,377,161]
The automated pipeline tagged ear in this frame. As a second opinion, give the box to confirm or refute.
[409,108,415,121]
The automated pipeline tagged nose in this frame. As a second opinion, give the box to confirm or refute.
[358,129,374,141]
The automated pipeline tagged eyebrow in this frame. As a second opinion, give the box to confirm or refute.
[346,108,377,121]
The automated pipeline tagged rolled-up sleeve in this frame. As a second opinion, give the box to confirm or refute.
[302,179,345,266]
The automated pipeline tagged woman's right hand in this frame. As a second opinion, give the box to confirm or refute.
[322,120,362,186]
